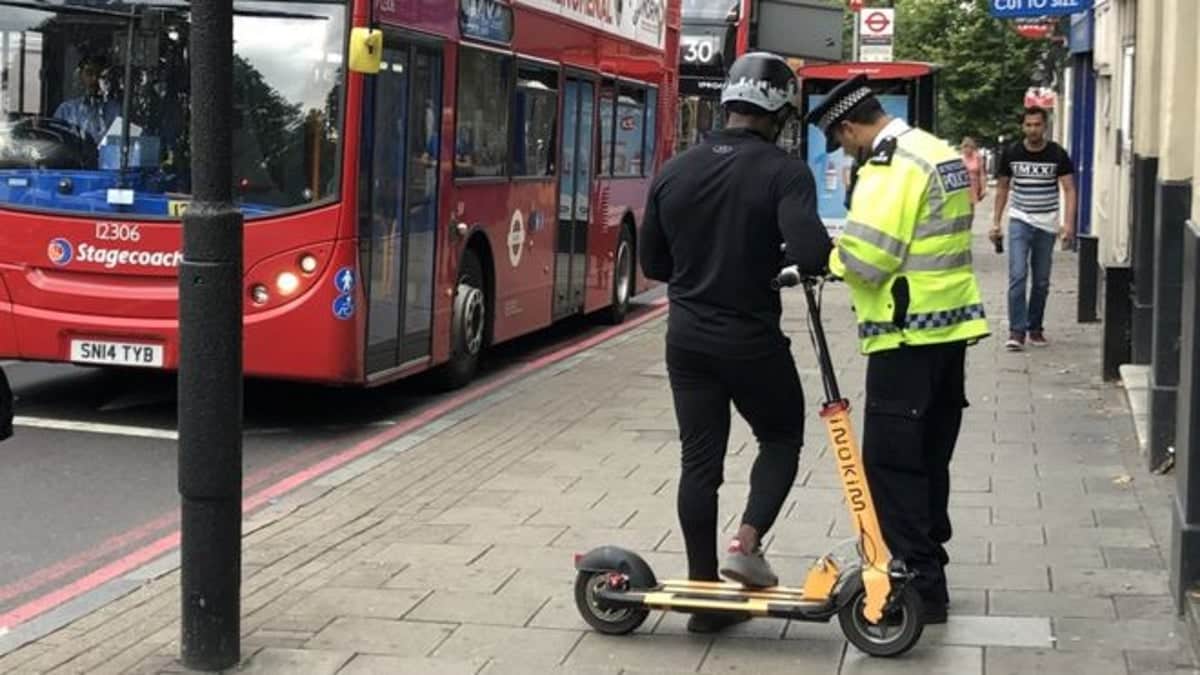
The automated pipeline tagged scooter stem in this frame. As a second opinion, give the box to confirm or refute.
[801,279,841,405]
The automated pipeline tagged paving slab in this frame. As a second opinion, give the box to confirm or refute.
[1051,567,1171,596]
[1113,595,1180,620]
[945,563,1050,592]
[405,589,550,626]
[1123,646,1200,674]
[432,624,582,667]
[700,637,843,673]
[277,587,430,622]
[990,543,1105,568]
[984,647,1129,675]
[1102,546,1166,570]
[237,648,354,675]
[923,615,1053,648]
[337,655,488,675]
[988,590,1116,619]
[840,644,981,675]
[306,618,455,656]
[479,663,618,675]
[1052,617,1188,653]
[384,563,517,594]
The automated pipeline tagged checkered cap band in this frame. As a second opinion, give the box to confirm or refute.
[818,86,874,131]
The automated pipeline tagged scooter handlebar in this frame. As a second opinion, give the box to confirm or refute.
[770,266,802,290]
[771,266,838,290]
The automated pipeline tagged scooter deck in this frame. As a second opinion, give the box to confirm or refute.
[597,579,837,620]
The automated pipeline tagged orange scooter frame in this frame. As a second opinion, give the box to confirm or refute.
[572,271,925,658]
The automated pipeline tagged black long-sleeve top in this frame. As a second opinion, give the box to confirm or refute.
[639,127,833,358]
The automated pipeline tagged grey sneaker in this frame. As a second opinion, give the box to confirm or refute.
[719,539,779,588]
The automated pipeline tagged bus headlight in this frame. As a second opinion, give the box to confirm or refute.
[251,284,269,305]
[276,272,300,296]
[299,254,318,274]
[244,244,332,313]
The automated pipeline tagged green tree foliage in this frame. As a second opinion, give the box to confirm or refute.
[845,0,1066,150]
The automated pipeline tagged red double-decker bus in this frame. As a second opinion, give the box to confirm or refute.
[0,0,680,388]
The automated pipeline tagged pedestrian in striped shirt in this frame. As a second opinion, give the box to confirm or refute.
[990,107,1077,351]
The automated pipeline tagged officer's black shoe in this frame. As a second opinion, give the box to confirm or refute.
[923,604,948,625]
[686,611,752,633]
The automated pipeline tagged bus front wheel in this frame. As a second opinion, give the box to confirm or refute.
[434,250,487,390]
[601,227,634,325]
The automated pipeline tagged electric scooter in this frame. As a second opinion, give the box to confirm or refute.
[571,268,925,657]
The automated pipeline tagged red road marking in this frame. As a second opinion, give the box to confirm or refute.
[0,436,346,607]
[0,300,668,630]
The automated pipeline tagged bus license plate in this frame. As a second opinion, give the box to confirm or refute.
[69,339,164,368]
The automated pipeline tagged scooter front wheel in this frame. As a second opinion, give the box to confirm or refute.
[574,570,650,635]
[838,584,924,657]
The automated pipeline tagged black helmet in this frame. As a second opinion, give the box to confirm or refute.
[720,51,799,114]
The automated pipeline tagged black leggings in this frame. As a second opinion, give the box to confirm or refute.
[666,344,805,581]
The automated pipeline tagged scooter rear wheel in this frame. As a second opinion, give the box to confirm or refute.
[838,584,924,657]
[574,570,650,635]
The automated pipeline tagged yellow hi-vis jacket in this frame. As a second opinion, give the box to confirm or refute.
[829,125,990,354]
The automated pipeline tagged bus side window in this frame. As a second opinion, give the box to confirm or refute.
[455,48,512,179]
[613,83,646,177]
[597,80,615,177]
[512,64,558,178]
[643,87,657,176]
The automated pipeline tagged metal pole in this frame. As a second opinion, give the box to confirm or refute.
[852,7,859,61]
[179,0,243,668]
[119,15,135,180]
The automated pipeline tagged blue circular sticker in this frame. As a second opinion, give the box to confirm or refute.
[332,294,355,320]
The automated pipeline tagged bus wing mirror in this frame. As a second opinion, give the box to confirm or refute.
[348,27,382,74]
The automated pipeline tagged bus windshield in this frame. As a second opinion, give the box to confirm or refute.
[0,0,346,218]
[681,0,737,22]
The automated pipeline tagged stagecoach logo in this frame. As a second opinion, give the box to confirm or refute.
[508,209,526,267]
[46,238,183,269]
[48,238,74,266]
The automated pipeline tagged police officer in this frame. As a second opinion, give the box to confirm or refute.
[805,75,990,624]
[640,51,832,633]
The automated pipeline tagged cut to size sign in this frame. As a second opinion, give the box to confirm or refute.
[858,8,893,63]
[989,0,1094,19]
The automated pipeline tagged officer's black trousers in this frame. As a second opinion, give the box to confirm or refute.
[666,344,804,582]
[0,366,11,441]
[862,341,968,606]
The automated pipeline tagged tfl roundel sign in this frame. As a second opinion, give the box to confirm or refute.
[863,11,890,34]
[989,0,1094,19]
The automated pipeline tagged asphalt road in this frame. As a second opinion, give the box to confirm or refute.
[0,293,664,628]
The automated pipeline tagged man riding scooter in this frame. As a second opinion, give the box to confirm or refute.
[638,51,832,633]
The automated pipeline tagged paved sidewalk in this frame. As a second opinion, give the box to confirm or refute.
[2,206,1197,674]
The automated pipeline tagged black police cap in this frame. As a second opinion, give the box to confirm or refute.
[803,74,876,153]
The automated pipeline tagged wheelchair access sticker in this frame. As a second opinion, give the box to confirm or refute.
[332,294,354,320]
